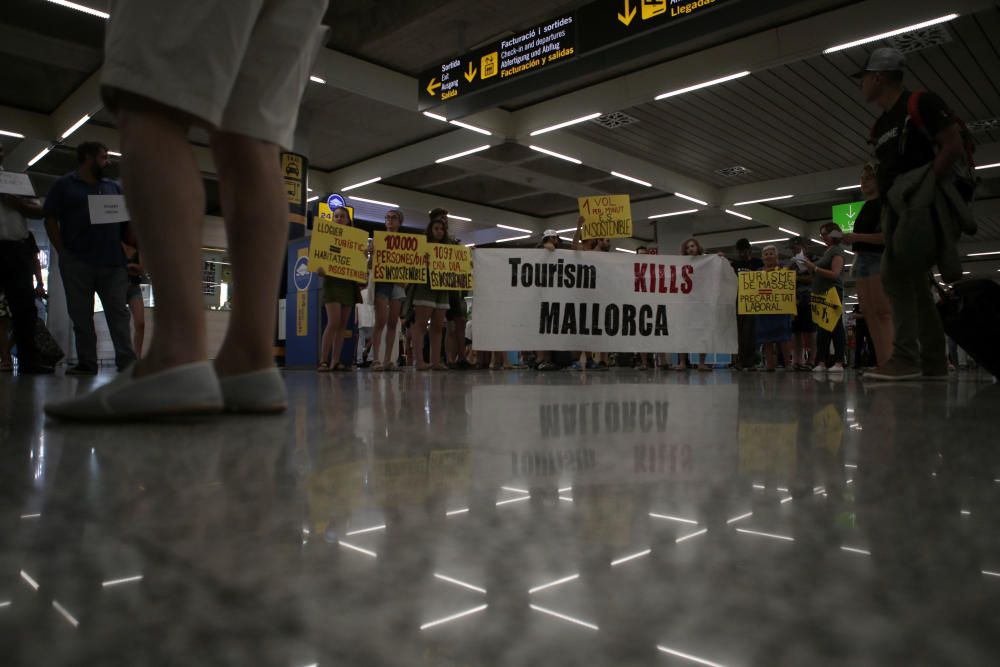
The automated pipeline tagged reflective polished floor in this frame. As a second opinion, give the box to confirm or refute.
[2,368,999,666]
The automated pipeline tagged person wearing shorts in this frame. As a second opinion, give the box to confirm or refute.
[124,244,146,359]
[46,0,329,420]
[410,218,450,370]
[371,209,407,372]
[319,206,362,372]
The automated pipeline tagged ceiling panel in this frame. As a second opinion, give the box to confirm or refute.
[490,192,579,217]
[415,173,538,203]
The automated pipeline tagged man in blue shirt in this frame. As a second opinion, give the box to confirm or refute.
[44,142,136,374]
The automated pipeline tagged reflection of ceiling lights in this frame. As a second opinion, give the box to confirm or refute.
[44,0,109,19]
[435,145,491,163]
[648,209,699,219]
[733,195,793,206]
[341,177,382,191]
[655,71,750,100]
[823,14,959,53]
[529,113,602,136]
[529,145,582,164]
[610,171,651,187]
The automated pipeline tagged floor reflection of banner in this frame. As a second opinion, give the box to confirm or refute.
[470,383,739,486]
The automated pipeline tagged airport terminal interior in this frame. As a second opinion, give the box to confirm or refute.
[2,0,1000,664]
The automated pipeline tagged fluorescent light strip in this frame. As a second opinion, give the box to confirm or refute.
[337,540,377,558]
[44,0,109,19]
[495,495,531,505]
[674,192,708,206]
[967,251,1000,257]
[558,487,573,493]
[733,195,794,206]
[0,129,25,138]
[102,575,143,587]
[781,496,794,504]
[495,235,531,243]
[840,546,872,556]
[983,570,1000,577]
[529,604,599,631]
[27,147,51,168]
[52,600,80,628]
[778,227,799,236]
[309,75,326,84]
[649,513,699,525]
[501,486,529,494]
[341,177,381,191]
[749,238,790,245]
[449,215,473,222]
[435,145,491,163]
[446,507,470,516]
[497,224,532,233]
[726,512,754,524]
[348,196,399,208]
[656,645,728,667]
[752,484,766,490]
[423,111,448,122]
[655,71,751,100]
[615,248,637,254]
[737,528,794,541]
[61,114,91,139]
[529,112,602,136]
[844,463,858,468]
[976,162,1000,170]
[555,228,577,233]
[611,171,652,187]
[676,528,708,543]
[434,573,487,594]
[611,549,651,567]
[345,524,387,536]
[811,238,826,245]
[465,242,476,247]
[20,513,41,519]
[449,120,492,136]
[529,573,580,594]
[559,496,574,502]
[529,145,582,164]
[824,14,959,54]
[559,236,575,242]
[420,604,488,630]
[836,184,861,191]
[107,151,122,157]
[724,209,753,221]
[649,209,699,219]
[306,196,319,203]
[0,601,10,608]
[20,570,40,591]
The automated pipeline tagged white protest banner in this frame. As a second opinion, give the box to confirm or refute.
[0,171,35,196]
[472,249,737,353]
[88,194,130,225]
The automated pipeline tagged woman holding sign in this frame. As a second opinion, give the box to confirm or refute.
[755,245,794,371]
[371,209,407,372]
[805,223,847,375]
[319,206,361,372]
[410,218,450,371]
[676,238,712,372]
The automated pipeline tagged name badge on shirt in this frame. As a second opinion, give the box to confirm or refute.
[0,171,35,196]
[88,194,130,225]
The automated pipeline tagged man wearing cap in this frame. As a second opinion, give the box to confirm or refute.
[730,238,763,370]
[854,48,965,381]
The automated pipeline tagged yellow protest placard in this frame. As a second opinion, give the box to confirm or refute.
[372,231,428,284]
[308,213,368,284]
[810,287,843,332]
[578,194,633,240]
[429,243,473,291]
[738,269,797,315]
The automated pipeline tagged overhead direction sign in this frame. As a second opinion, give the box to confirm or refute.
[418,0,737,110]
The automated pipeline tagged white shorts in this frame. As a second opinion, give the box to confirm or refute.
[102,0,328,149]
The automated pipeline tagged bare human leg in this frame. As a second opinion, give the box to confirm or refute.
[128,294,145,359]
[331,304,353,367]
[382,299,402,366]
[320,302,340,368]
[412,306,432,370]
[429,310,447,367]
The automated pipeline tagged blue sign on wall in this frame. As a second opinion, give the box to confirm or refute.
[327,194,346,210]
[293,255,312,291]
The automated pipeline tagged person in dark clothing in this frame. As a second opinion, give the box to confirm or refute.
[730,238,764,371]
[855,48,965,381]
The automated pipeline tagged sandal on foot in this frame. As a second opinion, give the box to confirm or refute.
[317,362,331,373]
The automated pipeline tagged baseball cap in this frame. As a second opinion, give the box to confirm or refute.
[735,238,751,250]
[543,229,558,238]
[852,48,905,78]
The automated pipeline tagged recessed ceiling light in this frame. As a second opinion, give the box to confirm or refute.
[724,209,753,221]
[341,177,382,191]
[497,224,532,233]
[733,195,794,206]
[529,113,602,136]
[26,147,51,167]
[655,71,750,100]
[449,120,492,136]
[823,14,959,54]
[435,145,491,163]
[529,145,582,164]
[648,209,699,219]
[309,75,326,84]
[0,129,25,138]
[43,0,109,19]
[348,196,399,208]
[61,114,91,139]
[674,192,708,206]
[610,171,651,187]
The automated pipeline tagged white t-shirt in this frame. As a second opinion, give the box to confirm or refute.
[0,171,29,242]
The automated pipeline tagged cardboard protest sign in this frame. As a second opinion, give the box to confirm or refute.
[429,243,473,291]
[578,194,633,240]
[372,231,428,284]
[308,216,368,283]
[737,270,797,315]
[810,287,843,332]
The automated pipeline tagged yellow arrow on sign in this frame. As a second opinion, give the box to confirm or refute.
[618,0,637,26]
[464,62,478,83]
[426,77,441,96]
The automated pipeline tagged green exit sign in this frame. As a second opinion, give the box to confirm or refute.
[832,201,866,233]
